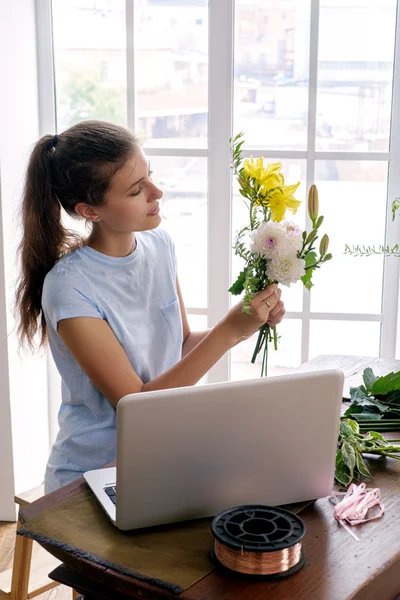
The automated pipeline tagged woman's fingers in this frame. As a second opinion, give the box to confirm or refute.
[268,300,284,317]
[267,305,286,326]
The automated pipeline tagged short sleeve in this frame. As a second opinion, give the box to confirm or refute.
[42,267,103,331]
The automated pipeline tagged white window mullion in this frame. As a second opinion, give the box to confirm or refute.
[207,0,234,383]
[381,1,400,359]
[125,0,135,132]
[302,0,320,364]
[35,0,60,450]
[35,0,56,136]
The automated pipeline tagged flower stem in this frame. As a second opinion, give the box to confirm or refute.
[272,326,278,351]
[251,327,265,364]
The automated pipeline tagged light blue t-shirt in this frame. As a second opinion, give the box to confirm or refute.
[42,228,183,493]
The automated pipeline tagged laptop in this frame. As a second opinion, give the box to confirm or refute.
[84,369,344,530]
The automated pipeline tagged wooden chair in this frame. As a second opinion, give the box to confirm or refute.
[0,485,78,599]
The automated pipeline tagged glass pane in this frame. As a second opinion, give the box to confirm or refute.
[150,156,207,308]
[231,159,307,313]
[187,314,208,386]
[187,314,207,331]
[52,0,127,131]
[234,1,311,150]
[316,0,397,152]
[135,1,208,149]
[311,161,387,314]
[230,319,302,381]
[310,320,381,358]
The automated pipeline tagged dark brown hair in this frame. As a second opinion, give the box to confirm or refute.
[15,120,138,350]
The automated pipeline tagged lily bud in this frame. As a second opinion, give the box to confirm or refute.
[323,253,333,261]
[306,229,318,245]
[316,215,324,229]
[308,184,319,223]
[319,234,329,256]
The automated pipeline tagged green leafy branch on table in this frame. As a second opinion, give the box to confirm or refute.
[335,418,400,487]
[335,368,400,486]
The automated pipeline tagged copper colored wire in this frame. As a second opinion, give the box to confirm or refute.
[214,539,303,576]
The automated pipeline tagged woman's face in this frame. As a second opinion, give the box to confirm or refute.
[97,147,163,233]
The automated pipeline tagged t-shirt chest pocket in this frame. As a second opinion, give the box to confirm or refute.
[161,297,183,343]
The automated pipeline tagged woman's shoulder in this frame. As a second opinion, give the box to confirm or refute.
[140,227,175,250]
[43,248,88,293]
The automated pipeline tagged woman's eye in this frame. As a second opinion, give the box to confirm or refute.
[131,188,142,196]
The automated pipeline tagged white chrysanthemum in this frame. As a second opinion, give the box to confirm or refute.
[250,221,292,259]
[266,252,306,286]
[283,221,303,252]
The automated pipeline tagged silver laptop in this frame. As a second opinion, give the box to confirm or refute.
[84,369,344,530]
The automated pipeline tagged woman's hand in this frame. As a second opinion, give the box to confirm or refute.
[220,284,281,345]
[266,288,285,327]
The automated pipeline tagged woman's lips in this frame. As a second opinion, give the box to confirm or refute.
[148,205,160,216]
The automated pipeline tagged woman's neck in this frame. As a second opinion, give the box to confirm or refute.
[86,230,137,258]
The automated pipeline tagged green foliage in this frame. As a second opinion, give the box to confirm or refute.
[59,69,126,128]
[301,269,314,290]
[344,368,400,427]
[335,418,400,486]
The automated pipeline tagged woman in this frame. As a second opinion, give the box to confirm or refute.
[15,120,285,493]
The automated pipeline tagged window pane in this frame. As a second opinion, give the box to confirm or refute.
[311,161,387,314]
[230,319,302,381]
[135,1,208,149]
[234,1,311,150]
[186,315,207,385]
[310,320,381,358]
[150,156,207,308]
[316,0,397,152]
[231,159,307,313]
[52,0,127,131]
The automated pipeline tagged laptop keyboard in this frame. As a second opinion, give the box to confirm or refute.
[104,485,117,505]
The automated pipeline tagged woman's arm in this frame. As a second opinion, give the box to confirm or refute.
[57,282,281,407]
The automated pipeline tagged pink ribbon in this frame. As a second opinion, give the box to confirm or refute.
[329,483,385,541]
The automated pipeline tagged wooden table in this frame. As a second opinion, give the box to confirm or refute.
[19,356,400,600]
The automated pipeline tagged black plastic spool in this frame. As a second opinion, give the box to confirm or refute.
[210,504,306,581]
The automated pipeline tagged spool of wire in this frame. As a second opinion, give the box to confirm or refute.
[210,505,306,580]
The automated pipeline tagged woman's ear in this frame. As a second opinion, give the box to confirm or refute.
[75,202,101,222]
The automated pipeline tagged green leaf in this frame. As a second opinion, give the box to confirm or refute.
[228,269,247,295]
[341,440,356,477]
[301,269,314,290]
[363,368,378,392]
[349,413,383,422]
[348,387,389,413]
[371,371,400,395]
[335,450,352,486]
[355,451,371,479]
[364,431,385,441]
[305,251,317,268]
[340,419,357,438]
[345,418,360,434]
[380,390,400,406]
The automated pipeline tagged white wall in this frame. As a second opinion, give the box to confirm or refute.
[0,0,50,516]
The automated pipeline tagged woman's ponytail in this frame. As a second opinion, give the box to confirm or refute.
[15,135,74,350]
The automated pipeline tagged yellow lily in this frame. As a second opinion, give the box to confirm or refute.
[267,189,288,222]
[242,156,265,184]
[267,181,301,222]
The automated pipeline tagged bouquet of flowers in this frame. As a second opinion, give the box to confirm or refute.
[229,133,332,376]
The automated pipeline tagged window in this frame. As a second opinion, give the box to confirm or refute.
[48,0,400,384]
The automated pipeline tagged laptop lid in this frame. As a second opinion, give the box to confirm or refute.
[115,369,344,530]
